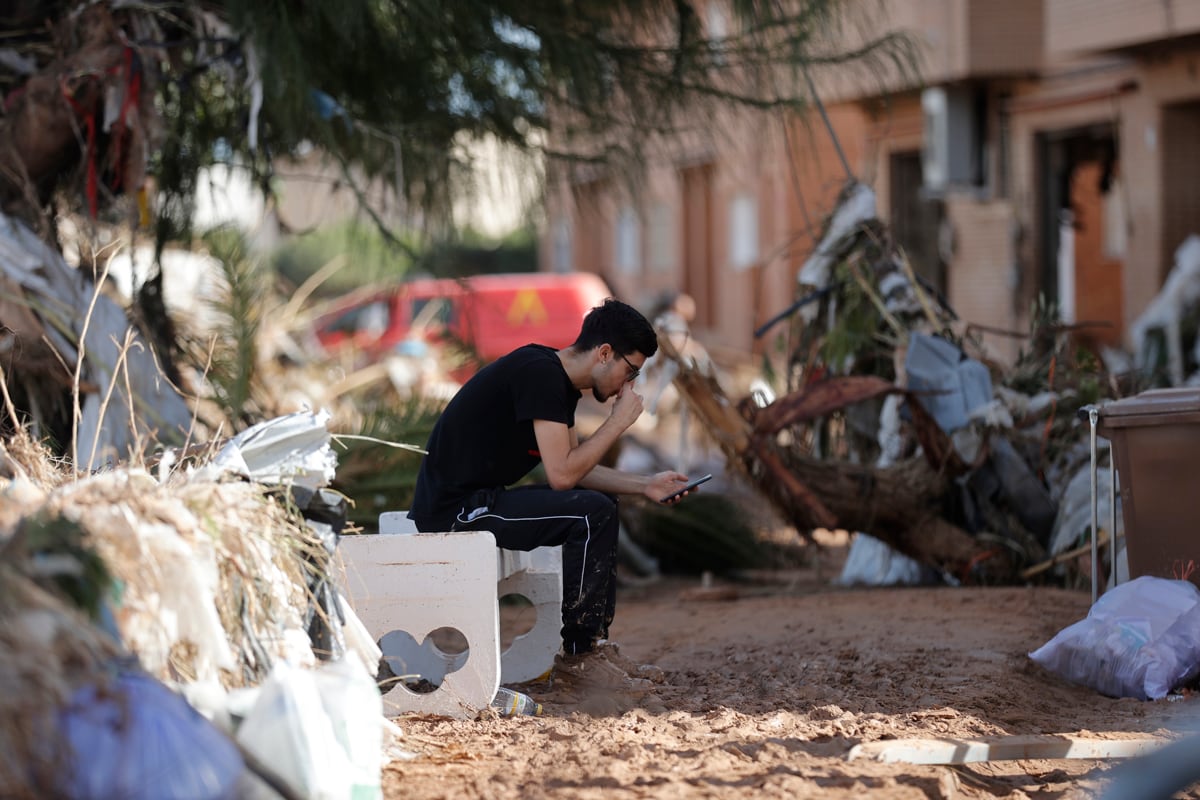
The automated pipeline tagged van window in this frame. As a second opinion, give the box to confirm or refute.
[410,297,454,333]
[329,300,390,338]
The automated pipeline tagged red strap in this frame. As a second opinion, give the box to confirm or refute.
[960,547,1002,584]
[60,77,99,218]
[84,114,97,217]
[110,47,141,192]
[3,85,26,113]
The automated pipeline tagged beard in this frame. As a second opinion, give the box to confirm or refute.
[592,387,607,403]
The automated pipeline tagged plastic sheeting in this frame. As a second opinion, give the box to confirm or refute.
[58,668,243,799]
[905,333,993,433]
[796,182,877,322]
[1131,235,1200,386]
[206,408,338,491]
[0,211,192,469]
[836,533,941,587]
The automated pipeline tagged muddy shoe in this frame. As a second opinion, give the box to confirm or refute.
[593,640,667,684]
[552,642,656,694]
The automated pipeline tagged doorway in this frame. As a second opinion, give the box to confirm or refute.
[680,163,715,329]
[1036,125,1123,347]
[1162,101,1200,281]
[889,150,946,293]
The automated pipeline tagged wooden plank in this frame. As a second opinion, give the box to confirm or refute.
[847,735,1168,765]
[1021,529,1111,580]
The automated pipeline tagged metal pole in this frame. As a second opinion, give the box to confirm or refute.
[678,402,690,475]
[802,66,854,182]
[1109,454,1118,589]
[1088,406,1099,604]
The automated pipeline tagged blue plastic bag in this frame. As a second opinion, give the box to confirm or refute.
[57,668,243,799]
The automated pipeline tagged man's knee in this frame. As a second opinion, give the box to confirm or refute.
[573,489,618,526]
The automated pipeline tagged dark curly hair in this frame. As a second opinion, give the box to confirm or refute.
[571,298,658,359]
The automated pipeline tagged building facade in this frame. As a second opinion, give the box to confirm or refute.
[542,0,1200,366]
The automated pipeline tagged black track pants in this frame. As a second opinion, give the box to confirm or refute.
[449,484,619,654]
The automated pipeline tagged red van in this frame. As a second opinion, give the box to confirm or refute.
[313,271,613,369]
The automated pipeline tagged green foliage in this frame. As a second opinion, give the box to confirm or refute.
[819,274,879,373]
[1008,293,1064,395]
[269,220,542,299]
[271,221,416,297]
[788,217,910,389]
[1005,292,1119,466]
[7,0,918,239]
[1007,293,1110,410]
[18,512,113,622]
[331,396,445,531]
[409,227,539,280]
[204,227,267,424]
[1074,346,1103,407]
[629,493,771,574]
[1132,302,1200,390]
[151,51,258,249]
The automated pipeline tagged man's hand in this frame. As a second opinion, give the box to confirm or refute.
[645,471,689,504]
[609,382,644,431]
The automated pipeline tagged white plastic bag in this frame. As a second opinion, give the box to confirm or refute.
[1029,576,1200,700]
[236,654,383,800]
[310,652,383,800]
[836,533,939,587]
[236,660,350,800]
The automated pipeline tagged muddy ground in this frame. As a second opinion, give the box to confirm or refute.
[379,532,1200,800]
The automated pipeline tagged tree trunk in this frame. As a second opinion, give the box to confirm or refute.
[755,447,1010,581]
[659,331,1013,583]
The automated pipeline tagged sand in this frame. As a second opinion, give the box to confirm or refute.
[379,550,1200,800]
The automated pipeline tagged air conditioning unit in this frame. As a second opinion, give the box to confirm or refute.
[922,85,981,194]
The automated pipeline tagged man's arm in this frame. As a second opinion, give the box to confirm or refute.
[532,416,625,490]
[533,417,691,502]
[532,380,644,490]
[578,463,650,493]
[580,461,693,503]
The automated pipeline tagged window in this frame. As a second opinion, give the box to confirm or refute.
[615,205,640,274]
[729,193,758,271]
[329,300,389,338]
[411,297,453,330]
[706,1,730,64]
[647,202,675,272]
[553,219,572,273]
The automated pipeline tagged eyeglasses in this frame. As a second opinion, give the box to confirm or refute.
[619,352,640,382]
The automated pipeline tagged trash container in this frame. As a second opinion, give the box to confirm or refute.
[1098,387,1200,588]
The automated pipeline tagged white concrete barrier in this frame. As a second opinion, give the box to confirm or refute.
[335,513,564,717]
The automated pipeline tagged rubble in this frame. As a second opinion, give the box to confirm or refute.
[0,408,391,798]
[658,180,1139,586]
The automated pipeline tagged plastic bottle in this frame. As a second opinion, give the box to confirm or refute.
[491,687,543,716]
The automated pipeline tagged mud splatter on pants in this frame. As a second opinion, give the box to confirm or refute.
[450,484,619,655]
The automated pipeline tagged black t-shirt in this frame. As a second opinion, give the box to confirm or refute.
[409,344,581,529]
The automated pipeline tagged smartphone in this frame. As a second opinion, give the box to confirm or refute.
[659,473,713,503]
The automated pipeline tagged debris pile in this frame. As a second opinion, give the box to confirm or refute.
[0,409,392,799]
[661,181,1125,585]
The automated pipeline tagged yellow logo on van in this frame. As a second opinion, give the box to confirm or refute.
[507,289,548,326]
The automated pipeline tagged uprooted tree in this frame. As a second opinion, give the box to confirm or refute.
[661,328,1018,583]
[658,184,1111,584]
